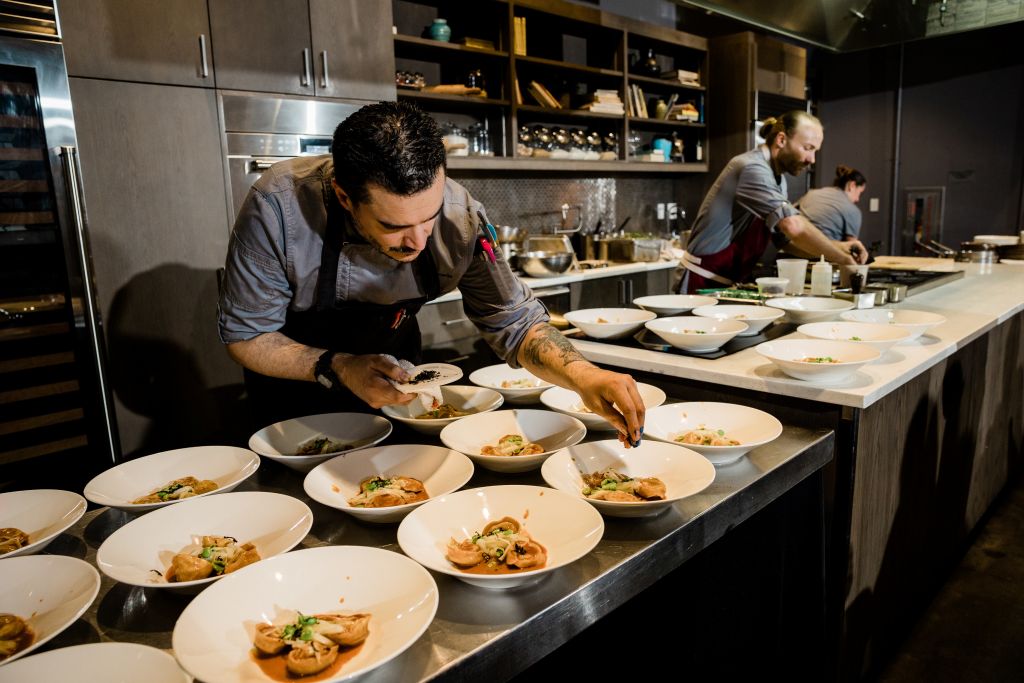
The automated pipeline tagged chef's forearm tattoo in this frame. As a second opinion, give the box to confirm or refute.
[522,324,587,369]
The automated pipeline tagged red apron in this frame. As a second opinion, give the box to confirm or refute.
[681,217,770,293]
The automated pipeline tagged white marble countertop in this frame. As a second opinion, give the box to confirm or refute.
[572,259,1024,409]
[427,260,677,304]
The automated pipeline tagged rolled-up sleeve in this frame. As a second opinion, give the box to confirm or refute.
[217,190,294,343]
[735,164,799,230]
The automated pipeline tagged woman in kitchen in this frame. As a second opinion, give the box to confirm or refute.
[675,111,868,293]
[795,165,867,242]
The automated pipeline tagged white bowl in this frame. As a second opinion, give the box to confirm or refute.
[539,383,666,430]
[0,643,191,682]
[0,490,86,559]
[839,309,947,343]
[643,402,784,466]
[645,316,749,352]
[172,546,438,683]
[765,297,854,323]
[563,307,657,339]
[83,446,260,513]
[381,385,503,435]
[468,364,552,405]
[540,440,716,517]
[303,445,474,524]
[248,413,393,473]
[691,304,785,336]
[632,294,718,316]
[974,234,1019,246]
[798,321,911,355]
[439,409,586,473]
[756,339,880,384]
[95,491,313,591]
[0,555,100,665]
[396,485,604,589]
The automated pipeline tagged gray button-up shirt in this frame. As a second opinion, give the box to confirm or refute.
[218,155,548,367]
[796,186,862,241]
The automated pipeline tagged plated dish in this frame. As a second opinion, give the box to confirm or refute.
[439,409,586,473]
[251,611,371,679]
[468,364,552,405]
[580,468,666,502]
[347,476,428,508]
[764,297,854,324]
[563,307,656,340]
[445,516,547,574]
[632,294,718,316]
[643,403,784,466]
[248,413,392,473]
[131,475,218,504]
[645,316,748,352]
[839,308,946,343]
[539,383,666,431]
[164,535,260,583]
[83,446,259,513]
[756,339,880,384]
[691,304,785,336]
[0,489,86,559]
[382,385,503,435]
[0,643,191,683]
[797,321,911,355]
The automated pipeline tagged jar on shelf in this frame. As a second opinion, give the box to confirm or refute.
[429,18,451,42]
[441,122,468,156]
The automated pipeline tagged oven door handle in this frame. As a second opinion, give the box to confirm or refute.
[532,286,570,299]
[248,159,279,173]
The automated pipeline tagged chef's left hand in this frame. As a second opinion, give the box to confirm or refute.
[574,366,645,448]
[840,238,869,264]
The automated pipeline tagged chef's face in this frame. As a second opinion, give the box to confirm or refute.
[334,170,445,263]
[773,121,823,176]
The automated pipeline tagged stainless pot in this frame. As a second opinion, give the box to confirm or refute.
[519,251,574,277]
[956,241,998,264]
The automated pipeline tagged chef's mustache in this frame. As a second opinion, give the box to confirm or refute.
[388,246,419,255]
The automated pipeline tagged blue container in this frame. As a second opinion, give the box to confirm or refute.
[430,18,451,42]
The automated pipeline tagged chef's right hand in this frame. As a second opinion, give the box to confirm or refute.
[836,239,869,264]
[334,354,417,409]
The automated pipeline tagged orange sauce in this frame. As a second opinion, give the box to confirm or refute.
[460,561,544,575]
[251,642,364,682]
[0,617,34,662]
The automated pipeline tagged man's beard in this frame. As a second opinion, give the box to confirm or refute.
[350,214,421,261]
[778,150,811,176]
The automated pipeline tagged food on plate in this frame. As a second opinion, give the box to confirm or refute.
[163,535,260,582]
[296,436,352,456]
[347,476,428,508]
[500,378,540,389]
[580,467,666,502]
[683,329,707,334]
[408,369,440,384]
[850,336,862,341]
[675,427,741,447]
[0,528,30,555]
[252,611,371,677]
[415,403,470,419]
[445,516,546,573]
[131,476,218,504]
[799,356,840,364]
[0,614,35,661]
[481,434,544,456]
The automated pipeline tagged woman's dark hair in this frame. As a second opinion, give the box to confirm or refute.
[332,101,446,205]
[833,164,866,189]
[759,110,821,145]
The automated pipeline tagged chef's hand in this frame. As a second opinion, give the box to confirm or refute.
[334,353,416,409]
[836,239,869,264]
[574,367,645,448]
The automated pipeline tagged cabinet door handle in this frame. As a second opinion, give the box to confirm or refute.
[301,48,311,87]
[617,279,626,306]
[320,51,329,89]
[778,71,784,93]
[198,34,209,78]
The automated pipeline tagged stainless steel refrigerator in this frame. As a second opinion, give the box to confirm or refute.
[0,2,119,489]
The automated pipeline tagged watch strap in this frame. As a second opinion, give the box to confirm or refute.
[314,350,342,391]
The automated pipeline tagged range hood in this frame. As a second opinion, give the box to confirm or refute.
[677,0,1023,52]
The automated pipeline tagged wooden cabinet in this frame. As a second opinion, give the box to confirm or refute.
[755,36,806,100]
[60,0,213,87]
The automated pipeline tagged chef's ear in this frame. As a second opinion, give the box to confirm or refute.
[332,179,355,213]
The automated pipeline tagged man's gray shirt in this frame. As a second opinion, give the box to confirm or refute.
[218,155,548,367]
[685,147,799,255]
[796,186,862,241]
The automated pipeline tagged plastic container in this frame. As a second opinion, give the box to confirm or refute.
[810,255,832,296]
[756,276,789,296]
[777,259,809,295]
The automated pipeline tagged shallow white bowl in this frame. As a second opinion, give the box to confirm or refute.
[540,440,715,517]
[645,316,749,352]
[248,413,393,473]
[765,297,854,323]
[0,555,100,665]
[564,307,657,340]
[468,364,552,405]
[643,402,784,466]
[0,489,86,559]
[172,546,438,683]
[692,304,785,336]
[95,491,312,591]
[756,339,880,384]
[0,643,191,682]
[539,383,666,430]
[974,234,1018,246]
[381,385,503,435]
[798,321,911,356]
[83,446,260,513]
[396,485,604,589]
[632,294,718,316]
[439,409,586,473]
[303,444,474,523]
[839,308,947,343]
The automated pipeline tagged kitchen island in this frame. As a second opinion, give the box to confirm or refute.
[569,259,1024,679]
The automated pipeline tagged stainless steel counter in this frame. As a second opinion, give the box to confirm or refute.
[37,425,833,680]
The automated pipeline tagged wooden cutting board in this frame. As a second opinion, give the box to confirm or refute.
[869,255,959,271]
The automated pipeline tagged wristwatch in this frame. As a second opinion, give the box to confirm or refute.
[314,350,343,391]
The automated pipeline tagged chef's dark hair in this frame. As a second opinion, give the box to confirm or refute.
[759,110,821,145]
[833,164,866,188]
[332,101,446,205]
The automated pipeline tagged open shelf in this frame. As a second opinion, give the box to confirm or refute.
[513,54,622,78]
[398,89,510,107]
[627,117,705,128]
[395,34,509,58]
[516,104,624,121]
[447,157,707,173]
[627,73,705,91]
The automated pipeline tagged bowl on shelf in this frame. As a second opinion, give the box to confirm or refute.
[632,294,718,316]
[439,409,586,473]
[764,297,854,323]
[756,339,880,384]
[539,383,666,431]
[691,304,785,337]
[248,413,393,473]
[468,364,552,405]
[643,402,784,466]
[839,309,946,343]
[564,307,656,340]
[797,321,912,356]
[382,385,504,435]
[645,316,748,352]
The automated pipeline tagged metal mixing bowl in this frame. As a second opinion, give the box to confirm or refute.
[518,251,573,277]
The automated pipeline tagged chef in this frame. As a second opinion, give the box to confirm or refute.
[795,165,867,242]
[218,101,644,445]
[675,111,868,293]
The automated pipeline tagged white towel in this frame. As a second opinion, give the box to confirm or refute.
[381,355,443,417]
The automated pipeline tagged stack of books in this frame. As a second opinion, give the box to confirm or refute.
[580,89,624,115]
[626,84,648,117]
[527,80,560,108]
[513,17,527,55]
[668,101,700,122]
[661,68,701,87]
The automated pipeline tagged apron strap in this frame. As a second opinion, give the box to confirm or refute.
[681,251,734,286]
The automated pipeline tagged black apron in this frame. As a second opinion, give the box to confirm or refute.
[244,197,441,427]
